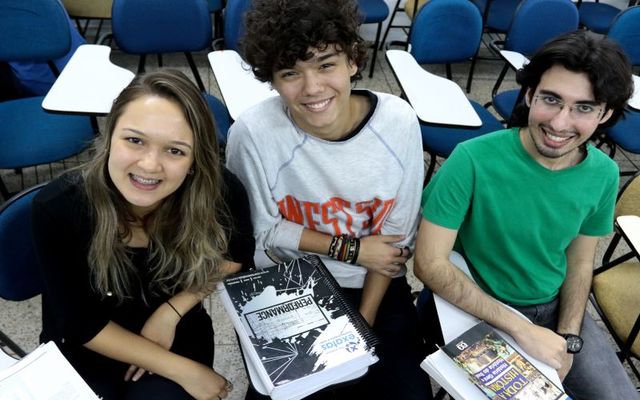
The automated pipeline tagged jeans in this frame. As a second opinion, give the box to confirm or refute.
[513,299,639,400]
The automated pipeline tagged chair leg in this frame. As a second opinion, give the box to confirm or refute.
[466,55,478,93]
[369,22,383,78]
[0,177,10,200]
[424,151,437,187]
[0,329,27,358]
[185,52,206,92]
[379,0,404,50]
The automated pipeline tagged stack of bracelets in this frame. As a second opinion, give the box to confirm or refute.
[328,234,360,264]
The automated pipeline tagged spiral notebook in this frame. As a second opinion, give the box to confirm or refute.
[218,255,379,400]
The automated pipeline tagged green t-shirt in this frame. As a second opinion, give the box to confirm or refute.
[422,128,618,305]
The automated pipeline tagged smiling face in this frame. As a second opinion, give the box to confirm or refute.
[521,64,613,170]
[107,95,194,218]
[271,45,359,140]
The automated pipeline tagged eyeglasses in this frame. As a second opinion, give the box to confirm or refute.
[532,94,604,121]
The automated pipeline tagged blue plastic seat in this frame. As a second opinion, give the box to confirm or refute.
[203,93,232,148]
[488,0,578,121]
[471,0,522,33]
[578,1,622,34]
[357,0,389,78]
[0,183,45,356]
[112,0,212,91]
[220,0,253,51]
[409,0,484,93]
[601,6,640,175]
[0,0,94,199]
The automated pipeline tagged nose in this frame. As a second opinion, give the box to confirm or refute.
[548,105,573,131]
[138,149,162,172]
[301,72,323,96]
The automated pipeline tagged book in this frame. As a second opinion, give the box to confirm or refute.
[0,341,100,399]
[218,255,379,400]
[423,321,570,400]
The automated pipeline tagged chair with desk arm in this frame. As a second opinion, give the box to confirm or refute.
[597,6,640,175]
[575,0,638,34]
[0,0,94,200]
[589,173,640,382]
[387,0,503,185]
[484,0,578,123]
[111,0,212,92]
[357,0,389,78]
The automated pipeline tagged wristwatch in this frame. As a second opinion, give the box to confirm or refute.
[558,333,583,354]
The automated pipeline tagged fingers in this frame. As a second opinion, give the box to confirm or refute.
[124,365,137,381]
[132,368,147,382]
[218,380,234,399]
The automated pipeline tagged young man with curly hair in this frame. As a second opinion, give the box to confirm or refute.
[416,31,638,400]
[225,0,430,398]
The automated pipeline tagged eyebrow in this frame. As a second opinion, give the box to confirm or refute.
[122,128,193,150]
[537,89,599,105]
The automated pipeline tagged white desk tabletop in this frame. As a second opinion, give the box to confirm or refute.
[617,215,640,254]
[43,44,134,115]
[385,49,481,127]
[628,75,640,111]
[208,50,278,120]
[499,50,529,71]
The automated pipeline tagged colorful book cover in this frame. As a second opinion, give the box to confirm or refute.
[221,255,378,396]
[442,322,570,400]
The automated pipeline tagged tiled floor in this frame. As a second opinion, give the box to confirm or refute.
[1,12,639,399]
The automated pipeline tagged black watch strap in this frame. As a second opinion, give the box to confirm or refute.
[558,333,583,354]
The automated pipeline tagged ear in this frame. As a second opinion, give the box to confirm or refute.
[598,108,614,125]
[524,88,533,107]
[348,59,358,77]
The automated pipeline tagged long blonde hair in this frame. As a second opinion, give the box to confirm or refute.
[83,70,228,301]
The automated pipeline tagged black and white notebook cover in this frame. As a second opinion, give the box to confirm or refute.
[221,255,378,394]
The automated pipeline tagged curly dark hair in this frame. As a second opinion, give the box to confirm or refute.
[510,30,633,129]
[240,0,368,83]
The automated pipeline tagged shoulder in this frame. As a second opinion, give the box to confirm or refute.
[34,171,87,211]
[371,91,416,120]
[586,144,618,172]
[228,97,291,146]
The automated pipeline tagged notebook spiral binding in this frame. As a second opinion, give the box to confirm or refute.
[302,255,381,352]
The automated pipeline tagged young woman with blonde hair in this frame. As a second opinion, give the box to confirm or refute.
[33,70,254,400]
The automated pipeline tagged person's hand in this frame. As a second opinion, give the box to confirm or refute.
[558,352,573,381]
[357,235,409,277]
[177,362,234,400]
[124,302,181,381]
[512,324,567,371]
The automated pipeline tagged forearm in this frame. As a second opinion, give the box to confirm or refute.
[298,228,332,255]
[557,235,599,334]
[557,262,592,334]
[359,272,391,326]
[84,321,198,382]
[416,255,530,336]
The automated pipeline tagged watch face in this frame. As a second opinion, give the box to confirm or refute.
[565,335,583,353]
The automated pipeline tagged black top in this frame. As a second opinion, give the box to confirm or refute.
[32,169,255,365]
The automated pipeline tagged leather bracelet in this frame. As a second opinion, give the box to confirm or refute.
[166,300,183,318]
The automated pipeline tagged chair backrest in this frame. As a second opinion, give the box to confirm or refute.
[223,0,253,51]
[0,184,45,301]
[504,0,579,56]
[409,0,483,64]
[112,0,212,54]
[0,0,71,62]
[471,0,523,32]
[616,173,640,219]
[608,6,640,66]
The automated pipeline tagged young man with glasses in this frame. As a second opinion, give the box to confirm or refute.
[416,31,638,399]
